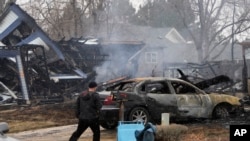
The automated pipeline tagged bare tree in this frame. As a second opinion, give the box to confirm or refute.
[171,0,250,62]
[0,0,5,14]
[98,0,136,39]
[0,0,16,14]
[16,0,136,41]
[18,0,107,40]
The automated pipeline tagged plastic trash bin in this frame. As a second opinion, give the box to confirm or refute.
[117,121,144,141]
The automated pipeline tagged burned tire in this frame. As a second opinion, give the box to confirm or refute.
[128,107,150,123]
[213,105,230,119]
[100,120,118,130]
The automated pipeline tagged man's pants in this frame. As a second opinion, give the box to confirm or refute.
[69,118,100,141]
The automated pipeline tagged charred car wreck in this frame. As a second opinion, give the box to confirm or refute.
[98,69,248,129]
[103,76,243,126]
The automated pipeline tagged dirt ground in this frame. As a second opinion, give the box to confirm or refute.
[0,101,239,141]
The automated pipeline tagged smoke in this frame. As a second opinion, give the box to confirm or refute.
[92,25,196,83]
[94,44,137,83]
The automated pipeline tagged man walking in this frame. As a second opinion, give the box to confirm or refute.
[69,81,102,141]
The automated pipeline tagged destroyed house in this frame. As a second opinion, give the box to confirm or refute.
[0,3,88,104]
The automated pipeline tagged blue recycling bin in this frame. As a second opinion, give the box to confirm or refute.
[117,121,144,141]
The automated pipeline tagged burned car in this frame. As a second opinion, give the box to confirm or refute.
[108,77,242,124]
[99,92,119,130]
[97,77,128,129]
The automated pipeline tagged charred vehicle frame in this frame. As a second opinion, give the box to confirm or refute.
[102,77,244,127]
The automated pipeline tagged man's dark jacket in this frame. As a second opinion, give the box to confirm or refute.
[75,91,102,119]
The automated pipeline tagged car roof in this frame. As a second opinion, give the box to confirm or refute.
[122,77,206,93]
[123,77,184,82]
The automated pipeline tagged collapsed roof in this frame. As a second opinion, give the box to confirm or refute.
[0,3,64,64]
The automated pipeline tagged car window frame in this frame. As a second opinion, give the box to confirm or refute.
[169,79,206,95]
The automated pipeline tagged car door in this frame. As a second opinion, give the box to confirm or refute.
[142,80,178,120]
[170,80,210,118]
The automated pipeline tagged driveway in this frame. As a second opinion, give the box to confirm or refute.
[9,125,116,141]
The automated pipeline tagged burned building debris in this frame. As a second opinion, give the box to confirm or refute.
[0,3,108,105]
[0,44,85,105]
[57,37,108,74]
[164,60,247,94]
[176,68,233,93]
[0,45,51,104]
[0,3,144,105]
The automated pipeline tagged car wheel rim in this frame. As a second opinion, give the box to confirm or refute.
[106,121,116,126]
[131,110,147,122]
[215,106,229,118]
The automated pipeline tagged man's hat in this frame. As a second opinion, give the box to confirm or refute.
[88,81,97,88]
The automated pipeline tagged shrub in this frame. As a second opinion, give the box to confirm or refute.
[155,124,188,141]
